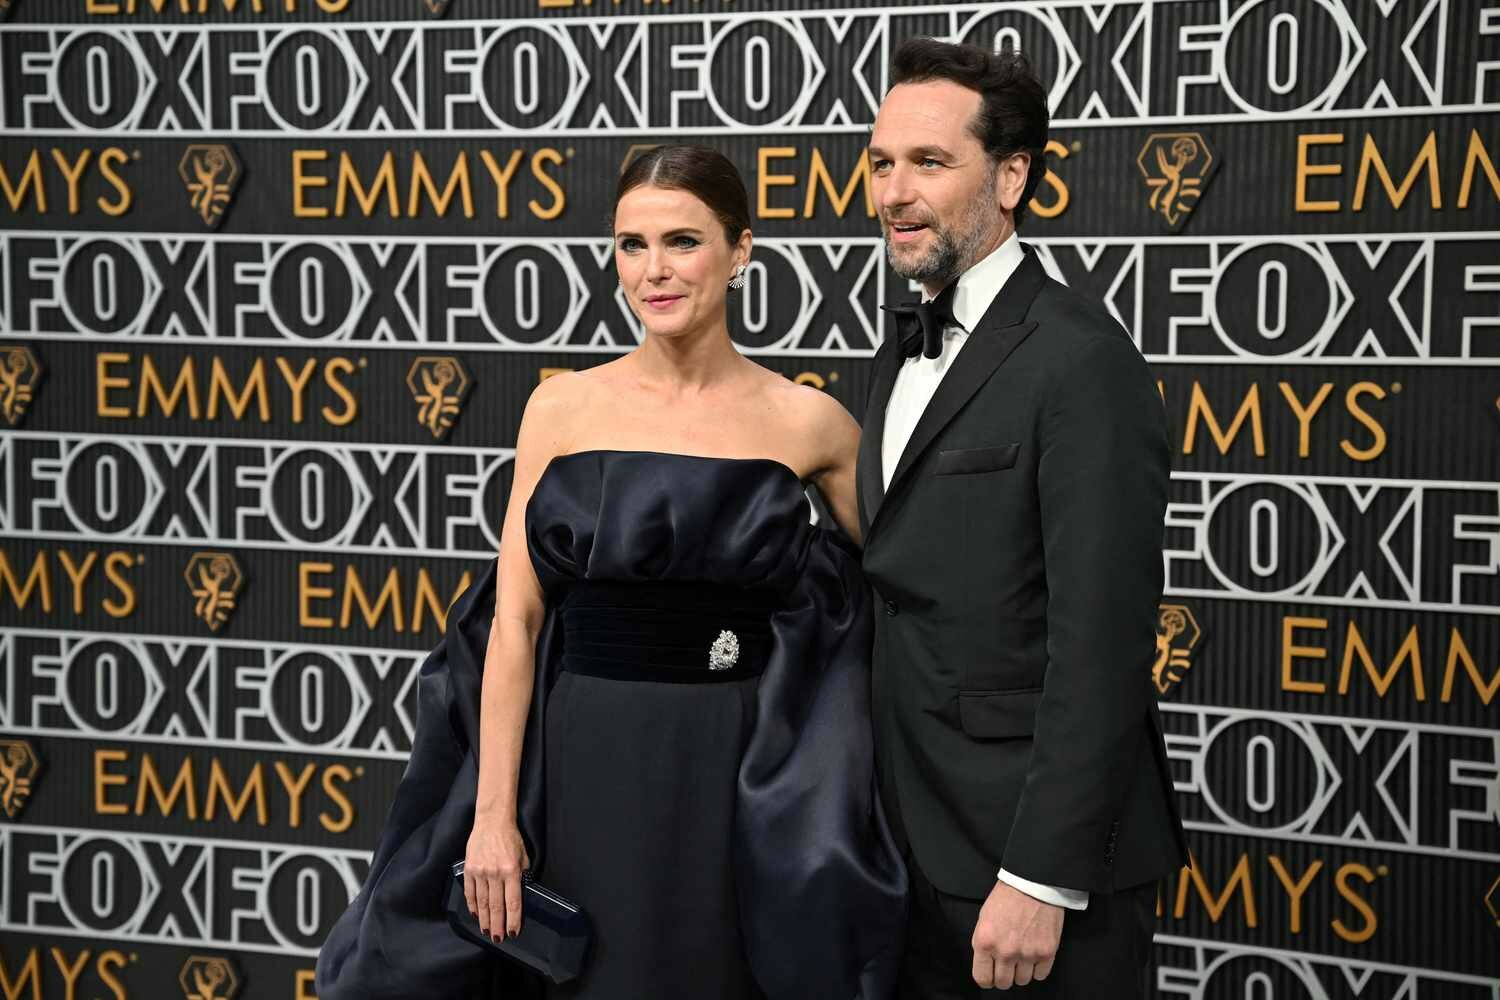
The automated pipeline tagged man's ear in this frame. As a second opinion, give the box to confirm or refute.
[996,152,1031,212]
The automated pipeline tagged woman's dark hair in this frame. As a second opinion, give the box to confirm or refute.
[614,144,751,244]
[890,39,1049,226]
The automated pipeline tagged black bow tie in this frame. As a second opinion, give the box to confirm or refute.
[881,285,959,360]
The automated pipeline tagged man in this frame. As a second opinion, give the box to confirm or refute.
[858,39,1188,997]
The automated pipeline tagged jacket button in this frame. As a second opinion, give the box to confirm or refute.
[884,600,899,617]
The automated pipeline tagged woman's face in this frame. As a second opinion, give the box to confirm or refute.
[613,185,749,341]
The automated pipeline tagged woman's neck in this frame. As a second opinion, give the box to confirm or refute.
[630,322,747,392]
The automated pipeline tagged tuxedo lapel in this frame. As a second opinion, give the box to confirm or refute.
[857,330,904,532]
[869,249,1049,537]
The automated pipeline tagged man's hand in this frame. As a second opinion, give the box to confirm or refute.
[970,879,1065,989]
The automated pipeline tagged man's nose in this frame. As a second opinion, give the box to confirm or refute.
[877,164,916,212]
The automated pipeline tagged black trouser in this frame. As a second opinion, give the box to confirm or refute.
[897,854,1158,999]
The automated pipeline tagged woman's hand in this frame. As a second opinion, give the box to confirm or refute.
[464,817,531,940]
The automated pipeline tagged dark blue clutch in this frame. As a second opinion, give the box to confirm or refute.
[448,860,591,984]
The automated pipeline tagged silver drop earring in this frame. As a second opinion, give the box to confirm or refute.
[728,264,747,290]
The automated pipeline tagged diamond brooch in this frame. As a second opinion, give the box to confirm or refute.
[708,629,740,671]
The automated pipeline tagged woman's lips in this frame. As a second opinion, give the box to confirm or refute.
[644,295,685,311]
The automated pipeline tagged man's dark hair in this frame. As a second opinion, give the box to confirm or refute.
[615,144,751,245]
[890,39,1049,226]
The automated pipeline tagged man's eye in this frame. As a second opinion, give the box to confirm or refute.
[921,158,941,168]
[871,159,891,172]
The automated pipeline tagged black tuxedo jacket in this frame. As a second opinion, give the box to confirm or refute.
[857,246,1187,900]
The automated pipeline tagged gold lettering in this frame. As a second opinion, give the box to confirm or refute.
[529,148,567,220]
[293,149,330,218]
[1276,382,1334,458]
[342,566,404,631]
[1266,855,1322,934]
[1342,382,1388,461]
[408,151,474,218]
[0,950,40,1000]
[479,149,525,219]
[103,551,137,617]
[1354,132,1441,210]
[99,952,129,1000]
[1281,617,1328,694]
[57,550,98,615]
[320,764,356,834]
[207,357,270,421]
[412,568,471,634]
[1332,863,1379,943]
[1174,853,1258,925]
[321,357,359,426]
[0,150,46,213]
[1338,621,1425,700]
[94,749,130,815]
[205,759,269,825]
[274,761,317,829]
[1440,629,1499,705]
[757,147,798,220]
[0,550,52,613]
[97,148,133,216]
[138,354,201,419]
[276,357,318,424]
[1183,383,1265,456]
[97,353,133,418]
[1295,133,1344,212]
[1458,129,1500,208]
[51,948,90,1000]
[50,149,93,214]
[299,562,336,628]
[336,150,399,217]
[803,149,872,219]
[135,753,198,818]
[1029,139,1070,220]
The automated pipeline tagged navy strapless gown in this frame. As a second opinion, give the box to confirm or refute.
[315,451,907,999]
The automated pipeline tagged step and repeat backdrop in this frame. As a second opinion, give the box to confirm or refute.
[1,0,1498,997]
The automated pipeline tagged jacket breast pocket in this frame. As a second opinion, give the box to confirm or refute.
[934,443,1020,476]
[957,687,1042,740]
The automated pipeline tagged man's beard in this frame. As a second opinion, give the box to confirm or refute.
[884,175,1002,286]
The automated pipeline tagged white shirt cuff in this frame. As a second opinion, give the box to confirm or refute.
[997,869,1090,910]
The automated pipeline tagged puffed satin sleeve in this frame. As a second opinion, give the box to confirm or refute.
[314,560,560,999]
[735,528,908,998]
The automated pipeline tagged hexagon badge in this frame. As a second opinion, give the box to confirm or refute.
[1153,603,1203,697]
[0,738,42,819]
[0,346,44,426]
[407,356,472,440]
[422,0,452,16]
[178,144,243,228]
[184,552,246,631]
[179,956,240,1000]
[1485,874,1500,929]
[1136,132,1218,232]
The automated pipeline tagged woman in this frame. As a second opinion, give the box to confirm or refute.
[315,145,906,999]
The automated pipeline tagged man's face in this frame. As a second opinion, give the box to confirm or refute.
[868,79,1008,289]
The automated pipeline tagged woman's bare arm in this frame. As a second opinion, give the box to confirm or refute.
[465,376,574,940]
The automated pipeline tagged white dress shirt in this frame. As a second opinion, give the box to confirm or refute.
[880,233,1089,912]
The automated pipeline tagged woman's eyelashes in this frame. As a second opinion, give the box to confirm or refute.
[614,235,703,253]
